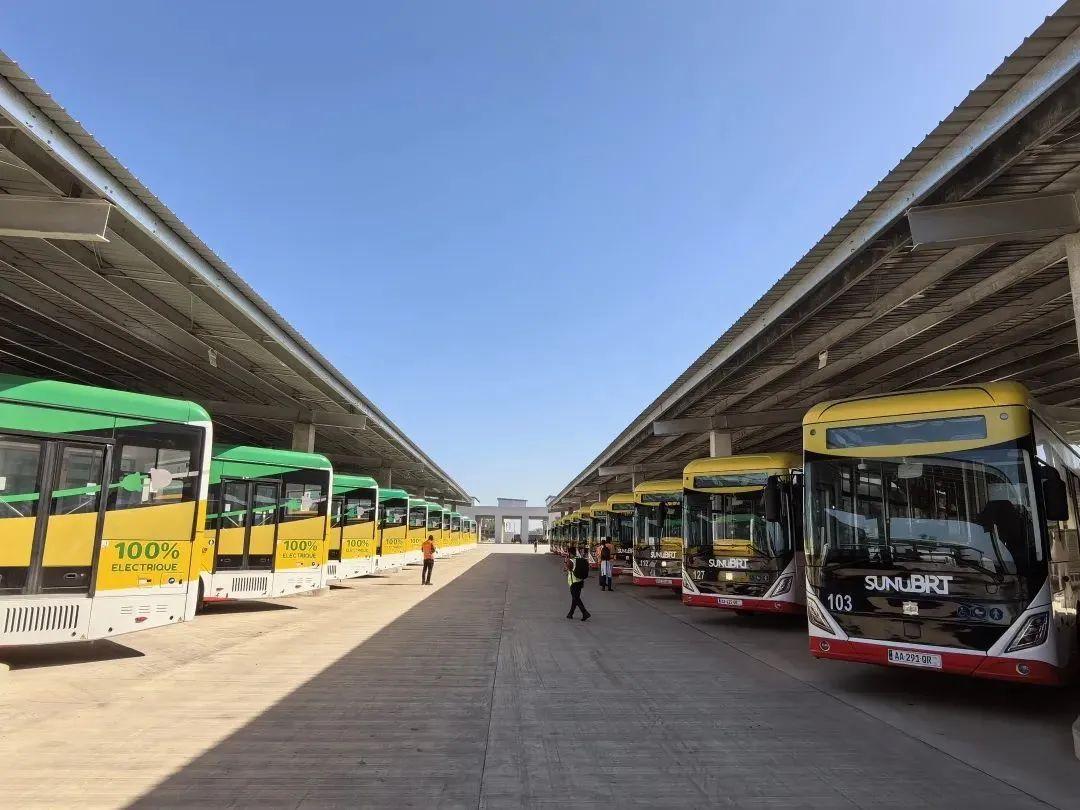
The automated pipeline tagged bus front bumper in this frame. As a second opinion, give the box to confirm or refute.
[683,592,803,614]
[808,636,1063,685]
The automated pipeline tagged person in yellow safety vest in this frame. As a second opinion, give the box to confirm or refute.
[564,551,591,622]
[421,534,437,585]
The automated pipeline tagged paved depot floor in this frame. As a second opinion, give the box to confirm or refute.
[1,546,1079,808]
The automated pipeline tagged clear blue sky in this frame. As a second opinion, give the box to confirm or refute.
[2,1,1062,504]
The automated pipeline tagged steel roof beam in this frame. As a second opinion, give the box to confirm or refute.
[653,408,810,437]
[201,400,367,429]
[0,195,110,241]
[909,191,1080,248]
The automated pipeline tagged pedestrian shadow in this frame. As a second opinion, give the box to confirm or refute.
[125,553,509,809]
[0,638,144,670]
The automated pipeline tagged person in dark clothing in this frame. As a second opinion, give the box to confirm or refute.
[565,552,591,621]
[598,538,615,591]
[533,536,539,552]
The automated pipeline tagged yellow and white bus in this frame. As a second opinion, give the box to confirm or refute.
[326,474,379,581]
[803,382,1080,684]
[681,453,804,615]
[632,479,683,590]
[605,493,636,576]
[377,488,409,571]
[426,503,444,554]
[0,374,212,646]
[201,445,330,603]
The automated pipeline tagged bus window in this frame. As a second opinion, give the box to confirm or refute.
[109,425,200,510]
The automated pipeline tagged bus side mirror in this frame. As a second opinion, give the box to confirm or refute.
[1040,464,1069,522]
[764,476,783,523]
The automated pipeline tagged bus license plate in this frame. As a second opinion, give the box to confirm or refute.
[887,649,942,669]
[655,578,673,586]
[717,597,743,607]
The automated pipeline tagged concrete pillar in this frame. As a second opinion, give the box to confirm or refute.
[495,511,504,544]
[378,468,392,489]
[631,473,641,490]
[709,430,732,458]
[291,421,315,453]
[1068,234,1080,355]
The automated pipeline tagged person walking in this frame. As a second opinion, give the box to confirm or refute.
[421,534,437,585]
[599,537,615,591]
[565,551,591,621]
[533,536,539,553]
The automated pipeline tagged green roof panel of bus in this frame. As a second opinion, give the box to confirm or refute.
[0,373,211,424]
[212,444,333,472]
[378,488,409,501]
[332,474,378,492]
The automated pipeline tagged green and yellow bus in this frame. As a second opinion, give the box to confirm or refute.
[326,474,379,581]
[450,511,463,550]
[202,445,331,602]
[803,382,1080,684]
[0,374,212,646]
[406,495,428,565]
[426,502,444,554]
[632,479,683,590]
[681,453,803,614]
[377,488,409,571]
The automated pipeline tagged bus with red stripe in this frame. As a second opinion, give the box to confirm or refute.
[632,479,683,590]
[802,382,1080,685]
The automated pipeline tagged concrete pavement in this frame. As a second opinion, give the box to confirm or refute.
[0,546,1077,808]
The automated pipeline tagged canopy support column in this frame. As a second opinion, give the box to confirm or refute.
[291,420,315,453]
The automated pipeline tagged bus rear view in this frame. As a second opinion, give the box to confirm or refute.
[803,382,1078,685]
[681,453,804,614]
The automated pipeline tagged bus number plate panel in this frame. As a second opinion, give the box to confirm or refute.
[887,649,942,669]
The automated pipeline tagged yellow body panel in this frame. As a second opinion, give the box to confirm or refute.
[98,500,206,591]
[341,521,377,560]
[248,523,276,556]
[381,524,407,556]
[216,525,247,556]
[0,516,35,566]
[103,501,196,542]
[41,511,97,566]
[275,515,325,570]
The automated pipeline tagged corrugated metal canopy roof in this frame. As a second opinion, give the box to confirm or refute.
[553,1,1080,510]
[0,50,470,503]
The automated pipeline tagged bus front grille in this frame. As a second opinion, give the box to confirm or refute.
[231,576,268,594]
[3,603,80,635]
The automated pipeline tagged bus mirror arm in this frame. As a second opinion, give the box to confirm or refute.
[764,476,783,523]
[1038,463,1069,523]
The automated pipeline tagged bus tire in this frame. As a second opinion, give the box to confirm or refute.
[196,578,206,614]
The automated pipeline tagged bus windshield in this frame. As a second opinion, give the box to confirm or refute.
[634,503,682,546]
[684,489,787,557]
[804,441,1041,579]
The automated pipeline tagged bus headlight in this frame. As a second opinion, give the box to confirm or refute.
[1005,612,1049,652]
[771,575,792,596]
[806,598,833,634]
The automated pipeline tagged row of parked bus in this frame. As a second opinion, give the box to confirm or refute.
[551,382,1080,686]
[0,374,477,648]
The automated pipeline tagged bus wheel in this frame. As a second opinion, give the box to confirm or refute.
[196,579,206,614]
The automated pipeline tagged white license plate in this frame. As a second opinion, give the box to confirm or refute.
[655,578,673,586]
[887,649,942,669]
[717,597,743,607]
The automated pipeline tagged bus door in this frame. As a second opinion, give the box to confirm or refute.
[214,478,279,571]
[329,495,344,561]
[0,436,109,596]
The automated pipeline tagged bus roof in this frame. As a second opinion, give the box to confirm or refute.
[605,492,635,508]
[633,478,683,495]
[426,502,444,514]
[0,373,211,424]
[683,453,801,478]
[212,444,332,471]
[333,473,378,491]
[378,488,409,501]
[803,382,1031,426]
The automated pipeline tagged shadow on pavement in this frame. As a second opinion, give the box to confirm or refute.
[127,553,507,809]
[200,600,297,615]
[0,638,144,670]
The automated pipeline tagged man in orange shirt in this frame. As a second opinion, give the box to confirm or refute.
[421,534,437,585]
